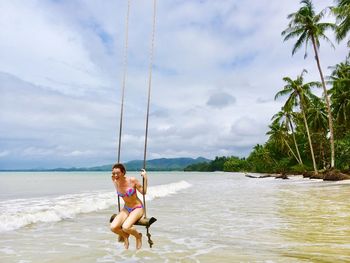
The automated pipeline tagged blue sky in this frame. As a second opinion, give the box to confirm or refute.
[0,0,348,169]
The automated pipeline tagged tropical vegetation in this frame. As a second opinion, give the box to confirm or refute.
[185,0,350,176]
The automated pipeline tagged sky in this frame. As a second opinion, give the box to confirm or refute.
[0,0,348,169]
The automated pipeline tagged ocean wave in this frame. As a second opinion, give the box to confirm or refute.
[0,180,192,232]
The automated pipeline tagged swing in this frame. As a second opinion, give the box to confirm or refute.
[109,0,157,248]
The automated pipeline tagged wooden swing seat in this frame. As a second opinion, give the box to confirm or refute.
[110,213,157,227]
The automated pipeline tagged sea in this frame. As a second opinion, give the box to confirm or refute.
[0,171,349,262]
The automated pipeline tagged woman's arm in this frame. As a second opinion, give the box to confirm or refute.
[111,174,118,189]
[135,169,148,194]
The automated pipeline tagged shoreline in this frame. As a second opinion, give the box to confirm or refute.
[244,170,350,182]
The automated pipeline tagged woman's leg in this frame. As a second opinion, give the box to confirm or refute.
[110,209,130,248]
[122,208,144,249]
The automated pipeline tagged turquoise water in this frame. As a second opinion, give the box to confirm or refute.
[0,172,349,262]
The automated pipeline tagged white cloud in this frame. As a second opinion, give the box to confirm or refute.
[207,92,236,108]
[0,0,348,169]
[0,0,111,96]
[0,151,10,158]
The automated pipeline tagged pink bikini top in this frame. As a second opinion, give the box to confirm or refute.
[117,187,136,197]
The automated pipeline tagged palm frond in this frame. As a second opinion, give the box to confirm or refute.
[319,34,336,49]
[303,35,311,58]
[282,27,305,39]
[306,81,322,88]
[300,69,308,77]
[292,31,308,55]
[336,17,350,41]
[314,11,325,23]
[282,76,294,84]
[275,88,293,100]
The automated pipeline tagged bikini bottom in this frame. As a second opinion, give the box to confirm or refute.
[124,204,143,213]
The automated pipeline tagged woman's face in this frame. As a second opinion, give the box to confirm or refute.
[112,168,123,179]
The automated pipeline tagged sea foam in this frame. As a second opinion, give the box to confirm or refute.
[0,180,191,232]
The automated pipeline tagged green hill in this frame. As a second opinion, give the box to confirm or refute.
[124,157,210,171]
[4,157,211,172]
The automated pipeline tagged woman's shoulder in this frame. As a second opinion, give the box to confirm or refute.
[128,176,138,184]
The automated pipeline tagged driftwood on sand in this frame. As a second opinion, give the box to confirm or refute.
[275,174,289,179]
[244,173,276,179]
[323,169,350,181]
[245,169,350,181]
[303,169,350,181]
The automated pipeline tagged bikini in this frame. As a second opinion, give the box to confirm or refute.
[117,187,144,213]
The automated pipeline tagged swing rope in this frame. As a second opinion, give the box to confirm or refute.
[116,0,131,213]
[142,0,157,220]
[114,0,157,249]
[143,0,157,248]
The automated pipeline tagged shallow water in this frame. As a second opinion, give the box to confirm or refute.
[0,172,349,262]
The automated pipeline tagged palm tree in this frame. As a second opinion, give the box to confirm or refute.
[272,108,303,164]
[307,93,328,133]
[248,144,275,173]
[328,60,350,132]
[332,0,350,46]
[267,121,301,164]
[307,94,329,168]
[275,70,321,174]
[282,0,337,168]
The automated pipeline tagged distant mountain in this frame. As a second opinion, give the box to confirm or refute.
[2,157,211,172]
[124,157,211,171]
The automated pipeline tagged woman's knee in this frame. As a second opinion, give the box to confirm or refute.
[122,223,132,233]
[110,223,122,233]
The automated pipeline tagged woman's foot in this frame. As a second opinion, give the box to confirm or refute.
[124,237,129,249]
[136,233,142,250]
[118,235,124,243]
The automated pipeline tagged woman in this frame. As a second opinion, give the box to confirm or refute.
[110,163,147,250]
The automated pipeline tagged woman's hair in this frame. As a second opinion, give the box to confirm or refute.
[112,163,126,174]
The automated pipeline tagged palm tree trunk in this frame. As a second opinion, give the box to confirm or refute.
[288,119,303,164]
[283,138,301,164]
[311,35,335,168]
[300,98,318,175]
[320,140,326,170]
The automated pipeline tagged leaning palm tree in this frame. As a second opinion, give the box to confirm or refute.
[332,0,350,46]
[272,107,303,164]
[267,121,301,164]
[275,70,321,174]
[282,0,337,168]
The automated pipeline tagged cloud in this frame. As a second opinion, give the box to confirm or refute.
[0,72,117,168]
[0,151,10,158]
[231,117,268,137]
[207,92,236,108]
[256,97,274,104]
[63,150,95,157]
[0,3,106,95]
[0,0,348,169]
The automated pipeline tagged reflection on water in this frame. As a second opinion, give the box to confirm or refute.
[276,182,350,262]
